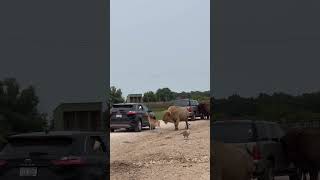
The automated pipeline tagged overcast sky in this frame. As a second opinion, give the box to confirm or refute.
[213,0,320,98]
[111,0,210,98]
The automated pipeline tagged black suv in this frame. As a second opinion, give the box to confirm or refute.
[173,99,200,120]
[0,131,108,180]
[110,103,152,132]
[212,120,300,180]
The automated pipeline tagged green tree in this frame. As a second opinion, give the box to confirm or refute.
[0,78,45,134]
[143,91,157,102]
[109,86,125,105]
[156,88,175,102]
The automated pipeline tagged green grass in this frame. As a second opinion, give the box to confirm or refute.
[154,110,166,120]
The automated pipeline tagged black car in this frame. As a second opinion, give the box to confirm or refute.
[173,99,200,120]
[110,103,152,132]
[0,131,108,180]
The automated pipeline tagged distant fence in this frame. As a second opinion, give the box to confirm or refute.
[145,100,210,111]
[144,102,173,110]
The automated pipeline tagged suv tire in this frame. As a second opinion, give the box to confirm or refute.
[134,120,142,132]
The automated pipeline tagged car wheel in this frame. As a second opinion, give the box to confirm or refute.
[135,120,142,132]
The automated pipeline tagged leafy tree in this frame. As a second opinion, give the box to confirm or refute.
[213,91,320,123]
[156,88,175,102]
[0,78,45,135]
[143,91,157,102]
[109,86,124,105]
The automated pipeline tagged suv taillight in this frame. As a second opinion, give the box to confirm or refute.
[51,156,86,166]
[0,160,7,167]
[127,111,137,115]
[252,145,262,160]
[187,107,192,112]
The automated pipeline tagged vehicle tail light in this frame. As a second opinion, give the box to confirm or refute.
[187,107,192,112]
[0,160,7,167]
[51,156,86,166]
[252,145,262,160]
[127,111,137,115]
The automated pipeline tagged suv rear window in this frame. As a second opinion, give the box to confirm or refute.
[112,104,134,109]
[212,122,255,143]
[1,136,77,155]
[174,100,190,107]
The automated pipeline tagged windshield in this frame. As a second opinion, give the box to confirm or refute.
[173,100,190,107]
[0,136,78,155]
[212,122,255,143]
[191,100,199,106]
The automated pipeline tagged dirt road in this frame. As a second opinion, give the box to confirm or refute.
[110,120,210,180]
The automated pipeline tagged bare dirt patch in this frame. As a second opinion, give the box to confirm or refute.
[110,120,210,180]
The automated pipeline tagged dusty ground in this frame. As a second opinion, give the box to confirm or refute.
[110,120,210,180]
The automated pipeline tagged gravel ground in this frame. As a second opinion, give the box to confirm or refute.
[110,120,210,180]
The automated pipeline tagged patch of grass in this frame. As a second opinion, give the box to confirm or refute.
[154,110,166,120]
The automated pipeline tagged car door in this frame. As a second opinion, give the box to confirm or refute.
[84,135,108,177]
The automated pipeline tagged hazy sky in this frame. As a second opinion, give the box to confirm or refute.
[111,0,210,98]
[213,0,320,98]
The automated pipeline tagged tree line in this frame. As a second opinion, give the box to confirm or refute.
[0,78,47,142]
[213,92,320,123]
[109,86,210,105]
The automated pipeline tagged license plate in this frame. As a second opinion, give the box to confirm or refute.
[116,114,122,118]
[20,167,37,176]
